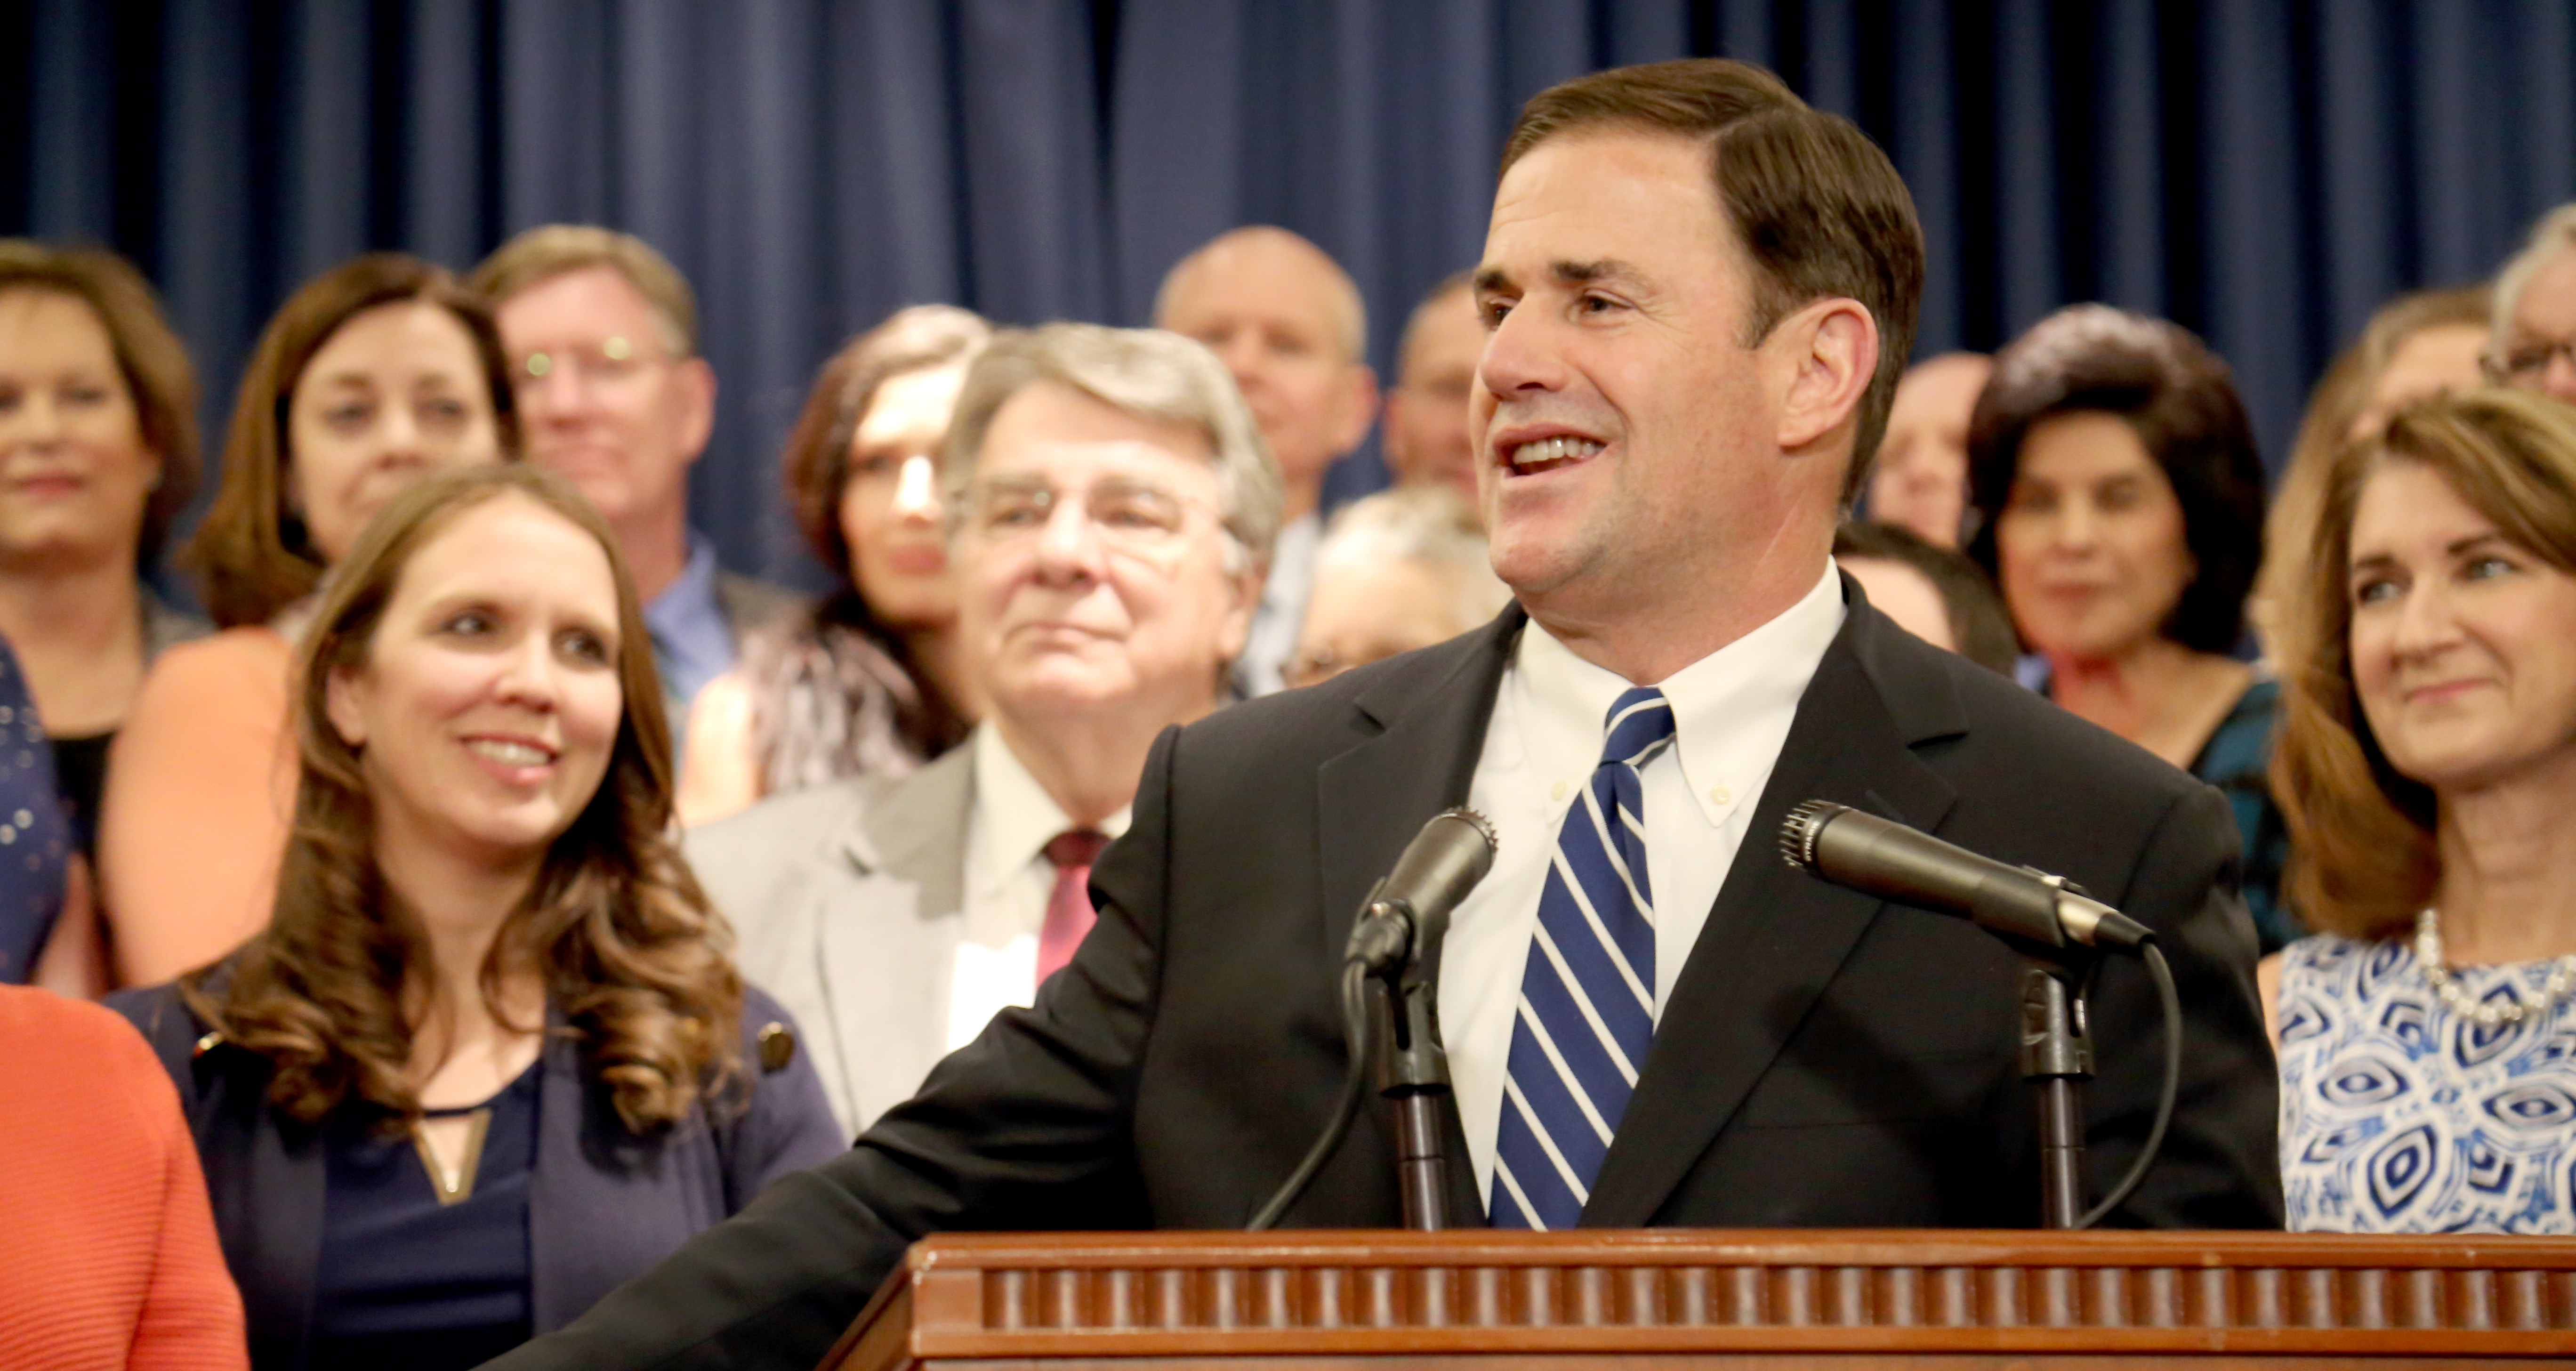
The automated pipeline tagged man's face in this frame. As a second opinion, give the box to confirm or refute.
[1472,130,1798,619]
[1383,286,1483,503]
[1157,235,1374,498]
[493,265,713,532]
[1868,355,1988,548]
[2497,250,2576,403]
[954,380,1259,735]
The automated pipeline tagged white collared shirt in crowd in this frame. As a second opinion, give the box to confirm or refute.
[953,726,1132,1051]
[1236,511,1320,696]
[1441,561,1847,1201]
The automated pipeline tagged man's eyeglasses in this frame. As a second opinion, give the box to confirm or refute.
[958,476,1216,552]
[515,335,669,388]
[2481,337,2576,387]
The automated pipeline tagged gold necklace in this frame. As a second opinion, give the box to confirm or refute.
[410,1108,493,1206]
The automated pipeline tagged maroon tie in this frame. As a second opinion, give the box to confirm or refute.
[1038,829,1111,982]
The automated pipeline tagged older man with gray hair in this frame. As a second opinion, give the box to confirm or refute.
[2487,203,2576,404]
[685,323,1281,1134]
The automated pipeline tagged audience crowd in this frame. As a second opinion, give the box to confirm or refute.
[8,49,2576,1370]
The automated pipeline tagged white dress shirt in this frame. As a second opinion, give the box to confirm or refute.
[1440,562,1846,1202]
[952,726,1131,1051]
[1236,512,1320,696]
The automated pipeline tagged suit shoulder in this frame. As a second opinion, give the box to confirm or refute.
[1914,646,2213,827]
[687,773,883,867]
[1175,627,1497,768]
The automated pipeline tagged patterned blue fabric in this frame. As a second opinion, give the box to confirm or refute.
[2278,933,2576,1234]
[1491,687,1675,1231]
[0,638,69,985]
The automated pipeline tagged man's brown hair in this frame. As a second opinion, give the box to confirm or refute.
[1501,59,1925,506]
[0,241,202,566]
[467,225,699,357]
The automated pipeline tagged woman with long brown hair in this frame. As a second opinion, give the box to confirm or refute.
[100,254,516,987]
[2266,387,2576,1234]
[113,464,841,1369]
[674,305,984,825]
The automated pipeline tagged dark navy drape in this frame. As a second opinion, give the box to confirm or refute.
[7,1,2575,589]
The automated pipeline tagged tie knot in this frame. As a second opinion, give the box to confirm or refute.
[1599,687,1676,769]
[1045,828,1111,871]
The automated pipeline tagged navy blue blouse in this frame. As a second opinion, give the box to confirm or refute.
[308,1062,541,1370]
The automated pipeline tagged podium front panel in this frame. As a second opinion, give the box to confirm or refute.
[821,1229,2576,1371]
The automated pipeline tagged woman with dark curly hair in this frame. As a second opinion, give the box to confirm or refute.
[674,305,985,825]
[2263,388,2576,1233]
[111,464,842,1370]
[1966,304,2293,948]
[100,254,517,987]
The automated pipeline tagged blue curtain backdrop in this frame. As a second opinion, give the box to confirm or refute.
[6,1,2574,589]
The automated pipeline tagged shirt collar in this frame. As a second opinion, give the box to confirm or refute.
[967,724,1134,897]
[641,533,731,671]
[1515,560,1845,828]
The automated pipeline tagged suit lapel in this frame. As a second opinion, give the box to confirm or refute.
[816,745,974,1120]
[1583,589,1967,1226]
[1315,607,1522,1226]
[1315,607,1522,964]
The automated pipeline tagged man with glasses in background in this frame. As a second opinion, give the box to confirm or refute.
[470,227,797,742]
[2487,203,2576,404]
[683,323,1279,1136]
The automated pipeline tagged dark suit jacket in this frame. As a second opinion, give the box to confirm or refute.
[488,583,2282,1371]
[113,976,846,1370]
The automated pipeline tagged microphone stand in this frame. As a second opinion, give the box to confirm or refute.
[1367,947,1454,1231]
[2018,954,2098,1230]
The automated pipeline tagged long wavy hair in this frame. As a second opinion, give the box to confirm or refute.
[2272,388,2576,940]
[182,464,742,1132]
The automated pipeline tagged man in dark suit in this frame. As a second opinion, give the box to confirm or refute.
[488,57,2278,1371]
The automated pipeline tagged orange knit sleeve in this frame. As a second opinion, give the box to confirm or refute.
[97,629,298,987]
[0,987,246,1370]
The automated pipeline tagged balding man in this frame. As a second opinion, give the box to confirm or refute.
[1865,352,1989,548]
[1156,226,1378,694]
[1382,272,1483,503]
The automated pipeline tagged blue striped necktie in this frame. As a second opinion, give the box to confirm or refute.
[1490,686,1676,1230]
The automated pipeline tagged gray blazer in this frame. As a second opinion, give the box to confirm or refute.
[684,743,973,1136]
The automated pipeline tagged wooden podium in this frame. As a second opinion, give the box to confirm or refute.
[821,1228,2576,1370]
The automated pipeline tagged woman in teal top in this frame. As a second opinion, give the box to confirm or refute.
[1966,305,2296,949]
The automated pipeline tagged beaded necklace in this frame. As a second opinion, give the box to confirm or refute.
[2413,907,2576,1027]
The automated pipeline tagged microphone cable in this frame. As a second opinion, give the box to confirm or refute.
[2075,940,2182,1230]
[1247,957,1373,1231]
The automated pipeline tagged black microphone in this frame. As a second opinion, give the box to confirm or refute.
[1345,807,1498,974]
[1779,800,2151,952]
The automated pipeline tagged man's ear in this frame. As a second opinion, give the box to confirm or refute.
[1216,555,1266,664]
[323,662,369,750]
[674,356,718,467]
[1773,298,1878,453]
[1330,364,1381,455]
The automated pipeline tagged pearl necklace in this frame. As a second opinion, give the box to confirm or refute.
[2414,907,2576,1027]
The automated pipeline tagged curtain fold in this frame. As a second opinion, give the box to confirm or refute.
[7,0,2573,588]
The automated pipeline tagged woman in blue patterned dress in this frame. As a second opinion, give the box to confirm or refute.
[2265,387,2576,1234]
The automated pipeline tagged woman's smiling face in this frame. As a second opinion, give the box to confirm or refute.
[326,492,624,866]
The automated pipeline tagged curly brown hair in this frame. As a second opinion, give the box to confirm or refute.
[182,463,741,1133]
[2272,388,2576,940]
[1964,304,2269,655]
[184,254,521,630]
